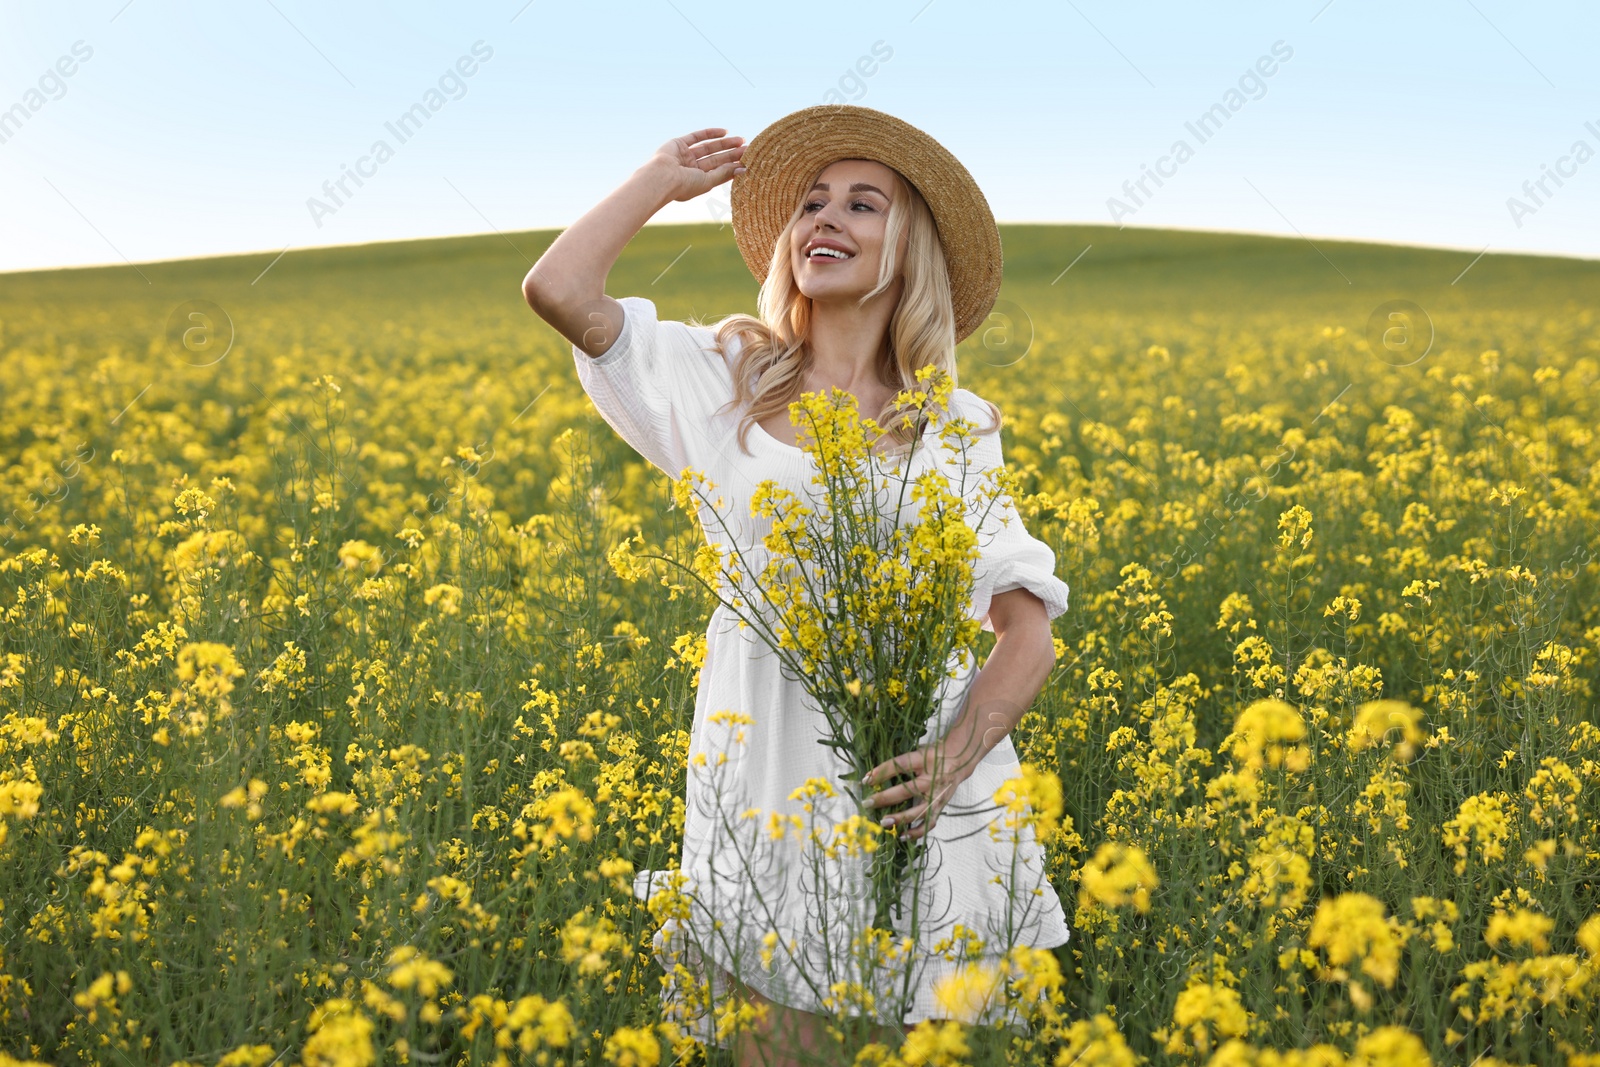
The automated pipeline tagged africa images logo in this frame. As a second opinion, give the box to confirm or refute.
[306,40,494,228]
[1107,40,1294,227]
[0,40,94,147]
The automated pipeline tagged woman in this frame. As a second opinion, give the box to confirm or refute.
[523,106,1070,1066]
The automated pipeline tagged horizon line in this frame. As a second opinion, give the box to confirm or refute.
[3,218,1595,279]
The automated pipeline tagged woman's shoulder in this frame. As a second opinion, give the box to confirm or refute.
[946,386,1003,434]
[947,385,987,415]
[617,295,721,351]
[613,296,739,379]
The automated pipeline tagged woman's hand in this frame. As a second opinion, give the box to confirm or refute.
[863,738,979,841]
[523,126,743,353]
[647,127,747,203]
[860,590,1057,841]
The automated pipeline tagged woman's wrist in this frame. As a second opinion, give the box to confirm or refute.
[942,692,1025,776]
[631,156,688,211]
[937,714,994,782]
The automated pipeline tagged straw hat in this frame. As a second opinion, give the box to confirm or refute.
[729,105,1002,344]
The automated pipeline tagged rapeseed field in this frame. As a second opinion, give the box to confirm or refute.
[1,222,1596,1065]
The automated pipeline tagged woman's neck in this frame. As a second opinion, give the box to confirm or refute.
[803,287,898,393]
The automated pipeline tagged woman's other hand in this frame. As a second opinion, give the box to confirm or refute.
[860,589,1056,841]
[862,739,976,841]
[647,127,747,202]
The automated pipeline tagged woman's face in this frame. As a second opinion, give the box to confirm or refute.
[789,158,910,304]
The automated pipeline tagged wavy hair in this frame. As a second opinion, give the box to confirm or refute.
[695,162,1000,456]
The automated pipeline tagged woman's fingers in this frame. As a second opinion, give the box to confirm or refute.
[888,800,930,836]
[864,742,972,840]
[882,776,962,838]
[659,130,740,166]
[678,127,728,147]
[871,770,947,809]
[916,792,959,838]
[867,749,925,787]
[680,134,743,166]
[690,134,744,157]
[695,145,746,171]
[891,792,951,839]
[868,780,919,811]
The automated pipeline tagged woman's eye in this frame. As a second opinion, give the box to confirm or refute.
[803,199,876,213]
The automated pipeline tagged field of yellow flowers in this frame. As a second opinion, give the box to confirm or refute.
[1,221,1597,1066]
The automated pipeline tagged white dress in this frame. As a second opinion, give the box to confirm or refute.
[572,296,1072,1040]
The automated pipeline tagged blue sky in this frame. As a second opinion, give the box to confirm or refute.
[1,0,1595,273]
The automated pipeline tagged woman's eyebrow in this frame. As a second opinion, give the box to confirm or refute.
[809,181,890,198]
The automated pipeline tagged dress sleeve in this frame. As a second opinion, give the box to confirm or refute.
[570,295,734,477]
[950,392,1071,634]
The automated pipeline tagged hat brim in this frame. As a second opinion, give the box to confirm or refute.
[729,105,1001,345]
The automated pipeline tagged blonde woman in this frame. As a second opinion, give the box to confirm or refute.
[523,106,1070,1066]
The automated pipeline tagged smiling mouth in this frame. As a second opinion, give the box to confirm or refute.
[807,248,855,263]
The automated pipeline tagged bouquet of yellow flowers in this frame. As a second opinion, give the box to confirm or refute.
[621,365,999,930]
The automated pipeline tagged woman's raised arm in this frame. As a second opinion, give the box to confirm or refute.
[521,128,746,358]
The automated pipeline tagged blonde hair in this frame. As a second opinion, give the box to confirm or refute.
[698,162,1000,455]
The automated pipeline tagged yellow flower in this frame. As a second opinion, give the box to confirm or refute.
[1348,1026,1431,1067]
[789,777,838,804]
[1230,698,1310,772]
[1241,817,1314,912]
[173,486,218,517]
[993,763,1065,839]
[606,533,650,581]
[1078,842,1159,914]
[175,641,245,698]
[306,792,360,816]
[826,813,884,859]
[1408,897,1460,953]
[898,1020,970,1067]
[0,775,44,836]
[301,998,375,1067]
[602,1026,661,1067]
[387,945,454,998]
[1523,757,1582,828]
[520,788,596,848]
[1277,504,1314,550]
[691,542,727,590]
[560,909,625,976]
[423,582,461,614]
[598,856,634,890]
[1165,981,1249,1056]
[1347,700,1423,761]
[1484,907,1554,954]
[1308,893,1409,992]
[1578,913,1600,957]
[1053,1013,1137,1067]
[336,539,382,575]
[931,962,1001,1024]
[1442,792,1512,875]
[219,778,268,819]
